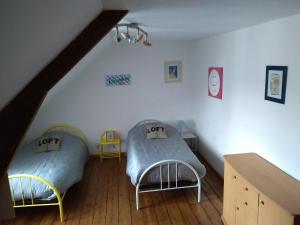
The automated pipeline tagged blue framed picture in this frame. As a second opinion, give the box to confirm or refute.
[264,65,288,104]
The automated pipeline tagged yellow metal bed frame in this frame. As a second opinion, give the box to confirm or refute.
[9,174,66,222]
[8,124,87,223]
[43,123,87,143]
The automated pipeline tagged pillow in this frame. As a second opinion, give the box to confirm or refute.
[36,136,49,152]
[146,124,168,139]
[36,136,62,152]
[134,119,162,129]
[47,137,62,151]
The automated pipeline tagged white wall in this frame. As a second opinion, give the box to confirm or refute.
[192,14,300,180]
[22,7,300,181]
[0,0,103,110]
[27,38,196,154]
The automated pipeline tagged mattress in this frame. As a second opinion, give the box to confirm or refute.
[126,121,206,186]
[7,131,89,201]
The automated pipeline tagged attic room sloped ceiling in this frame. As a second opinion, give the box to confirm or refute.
[0,0,103,110]
[0,0,128,179]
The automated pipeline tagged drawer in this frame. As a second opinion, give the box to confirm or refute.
[236,175,258,209]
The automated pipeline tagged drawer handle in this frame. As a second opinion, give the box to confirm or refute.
[260,201,265,205]
[236,207,239,211]
[244,187,248,191]
[233,175,237,179]
[244,202,248,206]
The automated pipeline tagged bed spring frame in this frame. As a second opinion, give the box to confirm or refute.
[136,159,201,210]
[8,174,66,222]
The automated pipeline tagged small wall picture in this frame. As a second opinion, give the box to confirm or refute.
[105,74,131,86]
[164,61,182,83]
[105,130,114,142]
[265,66,288,104]
[208,67,223,99]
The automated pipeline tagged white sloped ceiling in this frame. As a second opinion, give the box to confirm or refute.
[103,0,300,40]
[0,0,103,110]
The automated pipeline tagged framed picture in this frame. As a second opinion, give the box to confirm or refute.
[208,67,223,99]
[105,74,131,86]
[265,66,288,104]
[105,130,114,142]
[164,61,182,83]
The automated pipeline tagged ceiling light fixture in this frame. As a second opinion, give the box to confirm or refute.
[115,23,152,47]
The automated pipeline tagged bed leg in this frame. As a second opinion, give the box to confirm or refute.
[136,188,140,210]
[58,201,64,223]
[197,182,201,203]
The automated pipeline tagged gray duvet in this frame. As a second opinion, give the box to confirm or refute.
[7,131,88,201]
[126,122,206,186]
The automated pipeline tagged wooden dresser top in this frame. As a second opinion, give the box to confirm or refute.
[224,153,300,215]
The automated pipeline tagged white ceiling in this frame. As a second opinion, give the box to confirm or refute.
[103,0,300,40]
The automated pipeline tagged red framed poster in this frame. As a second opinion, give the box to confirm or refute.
[208,67,223,99]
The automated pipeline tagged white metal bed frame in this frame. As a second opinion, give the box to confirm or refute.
[135,159,201,210]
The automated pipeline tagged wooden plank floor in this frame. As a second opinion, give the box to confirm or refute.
[0,156,224,225]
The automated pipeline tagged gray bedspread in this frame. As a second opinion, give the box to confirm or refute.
[7,131,89,201]
[126,122,206,186]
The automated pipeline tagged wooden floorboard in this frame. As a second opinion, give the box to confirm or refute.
[0,156,224,225]
[150,192,172,225]
[118,160,131,225]
[161,191,187,225]
[129,181,145,225]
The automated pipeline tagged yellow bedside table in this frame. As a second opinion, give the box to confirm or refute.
[99,130,121,162]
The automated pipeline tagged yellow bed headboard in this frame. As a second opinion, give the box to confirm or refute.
[43,124,87,143]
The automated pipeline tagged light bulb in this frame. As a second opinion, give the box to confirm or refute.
[120,31,130,39]
[143,38,152,47]
[136,33,144,42]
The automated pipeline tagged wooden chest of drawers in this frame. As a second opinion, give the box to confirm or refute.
[222,153,300,225]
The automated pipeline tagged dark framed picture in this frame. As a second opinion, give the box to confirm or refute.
[264,66,288,104]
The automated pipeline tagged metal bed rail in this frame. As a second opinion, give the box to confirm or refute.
[136,159,201,210]
[8,174,65,223]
